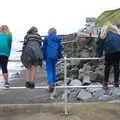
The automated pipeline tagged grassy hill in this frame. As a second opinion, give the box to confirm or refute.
[95,8,120,27]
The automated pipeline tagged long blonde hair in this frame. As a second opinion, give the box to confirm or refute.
[0,25,11,35]
[100,21,120,39]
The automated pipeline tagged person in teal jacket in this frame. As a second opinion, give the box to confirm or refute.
[0,25,12,88]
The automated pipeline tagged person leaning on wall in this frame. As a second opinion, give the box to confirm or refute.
[96,21,120,90]
[0,25,12,88]
[42,28,63,92]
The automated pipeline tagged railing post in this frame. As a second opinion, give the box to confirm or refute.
[64,56,68,115]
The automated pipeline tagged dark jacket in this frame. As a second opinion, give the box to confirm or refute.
[42,33,62,60]
[96,31,120,57]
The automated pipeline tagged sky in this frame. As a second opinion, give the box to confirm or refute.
[0,0,120,41]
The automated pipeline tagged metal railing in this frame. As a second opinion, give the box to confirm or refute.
[63,56,103,115]
[0,56,117,115]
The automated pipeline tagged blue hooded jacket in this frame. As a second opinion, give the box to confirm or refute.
[96,31,120,57]
[42,33,62,60]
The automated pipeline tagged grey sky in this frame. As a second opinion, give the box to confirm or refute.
[0,0,119,40]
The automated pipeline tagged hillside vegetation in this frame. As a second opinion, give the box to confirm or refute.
[95,8,120,27]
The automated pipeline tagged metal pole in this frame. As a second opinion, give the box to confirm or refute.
[64,56,68,115]
[65,57,103,60]
[60,57,103,61]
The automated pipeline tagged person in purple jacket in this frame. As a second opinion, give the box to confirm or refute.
[42,28,62,92]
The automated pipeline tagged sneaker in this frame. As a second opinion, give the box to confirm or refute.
[4,82,10,88]
[48,84,55,93]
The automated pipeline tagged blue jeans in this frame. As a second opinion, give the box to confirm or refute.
[46,59,57,86]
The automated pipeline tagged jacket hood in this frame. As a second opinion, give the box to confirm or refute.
[48,33,60,42]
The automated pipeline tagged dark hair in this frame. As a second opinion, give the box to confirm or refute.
[27,26,38,34]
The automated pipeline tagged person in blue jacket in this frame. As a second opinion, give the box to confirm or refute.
[0,25,12,88]
[42,28,62,92]
[96,24,120,89]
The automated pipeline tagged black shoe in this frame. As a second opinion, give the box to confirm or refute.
[25,81,31,88]
[29,82,35,89]
[48,84,55,93]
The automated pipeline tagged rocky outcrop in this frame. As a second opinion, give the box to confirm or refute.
[56,34,104,83]
[54,32,120,102]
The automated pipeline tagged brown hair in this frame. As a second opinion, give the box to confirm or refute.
[0,25,11,35]
[48,27,57,34]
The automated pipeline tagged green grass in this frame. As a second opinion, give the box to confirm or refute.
[95,8,120,27]
[0,103,120,120]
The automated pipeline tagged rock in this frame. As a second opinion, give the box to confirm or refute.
[70,88,81,97]
[78,69,84,80]
[99,95,111,101]
[77,89,92,101]
[71,60,80,66]
[69,79,82,86]
[89,71,97,82]
[87,83,102,93]
[82,75,91,85]
[93,89,106,97]
[56,81,64,86]
[71,67,79,79]
[110,88,120,96]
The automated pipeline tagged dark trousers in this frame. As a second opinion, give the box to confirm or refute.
[0,55,8,73]
[104,52,120,85]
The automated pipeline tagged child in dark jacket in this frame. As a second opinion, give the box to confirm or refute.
[42,28,62,92]
[96,23,120,89]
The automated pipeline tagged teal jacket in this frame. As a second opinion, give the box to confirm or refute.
[0,33,12,56]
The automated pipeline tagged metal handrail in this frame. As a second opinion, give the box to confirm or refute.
[7,57,103,115]
[0,84,114,89]
[63,56,103,115]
